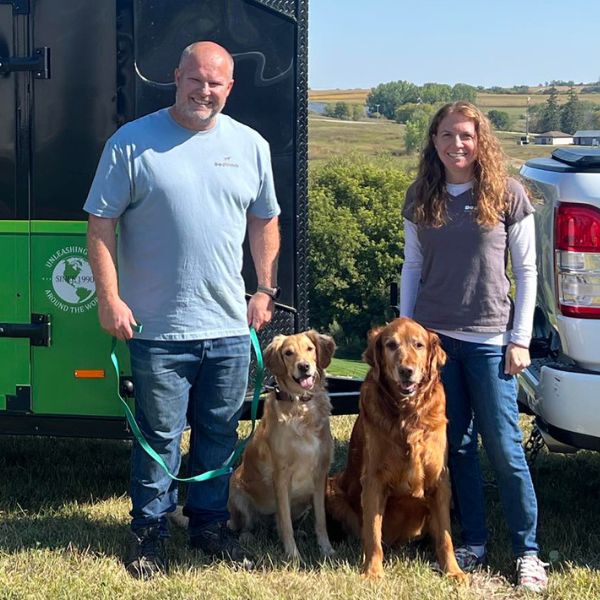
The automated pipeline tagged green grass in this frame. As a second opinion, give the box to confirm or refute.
[328,357,368,379]
[309,116,417,170]
[2,421,600,598]
[309,114,561,174]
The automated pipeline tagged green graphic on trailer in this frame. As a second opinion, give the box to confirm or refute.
[42,246,97,313]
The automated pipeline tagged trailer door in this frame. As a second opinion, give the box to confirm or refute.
[0,2,33,413]
[28,0,120,421]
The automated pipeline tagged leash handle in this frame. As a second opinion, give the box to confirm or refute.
[111,326,263,482]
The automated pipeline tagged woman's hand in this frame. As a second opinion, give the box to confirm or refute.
[504,343,531,375]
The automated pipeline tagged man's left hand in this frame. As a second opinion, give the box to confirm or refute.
[247,292,274,331]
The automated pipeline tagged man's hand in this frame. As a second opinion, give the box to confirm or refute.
[247,291,274,331]
[504,343,531,375]
[98,296,137,340]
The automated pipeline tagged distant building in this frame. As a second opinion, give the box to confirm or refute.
[534,131,574,145]
[573,130,600,146]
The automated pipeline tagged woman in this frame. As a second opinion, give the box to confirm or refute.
[400,102,547,593]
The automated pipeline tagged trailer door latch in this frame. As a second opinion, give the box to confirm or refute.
[0,47,50,79]
[0,314,51,346]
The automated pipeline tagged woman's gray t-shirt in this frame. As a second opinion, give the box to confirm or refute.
[402,178,534,333]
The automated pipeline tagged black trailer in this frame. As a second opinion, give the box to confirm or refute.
[0,0,360,438]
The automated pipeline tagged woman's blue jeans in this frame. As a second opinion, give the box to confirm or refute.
[127,335,250,537]
[439,334,539,557]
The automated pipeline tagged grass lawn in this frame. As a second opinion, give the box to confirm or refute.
[2,418,600,598]
[328,357,368,379]
[308,116,416,170]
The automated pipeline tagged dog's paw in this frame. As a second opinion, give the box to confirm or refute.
[319,541,335,557]
[448,570,469,585]
[284,546,303,564]
[360,558,385,580]
[361,567,384,580]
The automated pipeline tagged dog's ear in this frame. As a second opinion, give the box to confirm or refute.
[264,335,287,377]
[362,326,384,379]
[306,330,336,370]
[427,330,447,379]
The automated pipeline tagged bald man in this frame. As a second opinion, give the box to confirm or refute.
[85,42,280,578]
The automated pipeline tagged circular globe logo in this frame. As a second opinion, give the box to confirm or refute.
[51,256,95,305]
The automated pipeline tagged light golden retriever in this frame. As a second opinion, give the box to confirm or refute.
[326,318,466,582]
[228,330,336,560]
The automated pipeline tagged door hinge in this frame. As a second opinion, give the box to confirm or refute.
[0,47,50,79]
[0,313,51,346]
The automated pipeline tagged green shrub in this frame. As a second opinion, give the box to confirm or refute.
[309,158,412,351]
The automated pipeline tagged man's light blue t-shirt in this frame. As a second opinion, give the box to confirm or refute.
[84,109,280,340]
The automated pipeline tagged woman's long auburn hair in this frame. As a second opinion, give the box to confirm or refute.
[413,101,509,228]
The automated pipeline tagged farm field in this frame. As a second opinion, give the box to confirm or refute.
[308,116,413,169]
[309,114,557,172]
[309,86,590,135]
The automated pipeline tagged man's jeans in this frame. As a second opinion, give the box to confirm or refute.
[439,334,539,557]
[127,335,250,537]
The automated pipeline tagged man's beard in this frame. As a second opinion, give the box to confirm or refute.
[173,96,220,130]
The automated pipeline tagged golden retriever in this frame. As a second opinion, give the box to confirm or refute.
[326,317,466,582]
[228,330,336,561]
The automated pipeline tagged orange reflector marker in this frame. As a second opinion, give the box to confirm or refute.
[74,369,106,379]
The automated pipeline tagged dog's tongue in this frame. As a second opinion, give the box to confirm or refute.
[400,382,417,394]
[299,375,315,390]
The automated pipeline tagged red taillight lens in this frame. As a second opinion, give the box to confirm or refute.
[555,203,600,318]
[556,203,600,252]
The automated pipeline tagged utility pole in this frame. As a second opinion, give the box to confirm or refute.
[525,96,530,143]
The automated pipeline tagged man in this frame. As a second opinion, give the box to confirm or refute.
[85,41,280,578]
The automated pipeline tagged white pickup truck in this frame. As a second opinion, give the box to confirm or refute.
[519,147,600,454]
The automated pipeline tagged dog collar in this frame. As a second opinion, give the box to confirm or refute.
[274,385,312,403]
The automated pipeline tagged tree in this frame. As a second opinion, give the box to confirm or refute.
[488,109,511,131]
[351,104,364,121]
[560,86,584,134]
[404,113,430,154]
[419,82,452,104]
[366,80,419,119]
[325,102,351,120]
[451,83,478,103]
[539,85,561,131]
[395,102,435,124]
[308,159,412,350]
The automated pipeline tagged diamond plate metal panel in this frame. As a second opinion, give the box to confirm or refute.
[295,0,309,332]
[249,0,297,19]
[248,305,296,386]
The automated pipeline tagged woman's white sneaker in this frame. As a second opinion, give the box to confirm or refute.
[516,555,549,593]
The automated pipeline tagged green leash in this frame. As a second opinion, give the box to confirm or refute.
[111,326,263,482]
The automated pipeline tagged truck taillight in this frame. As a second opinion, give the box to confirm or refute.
[555,203,600,318]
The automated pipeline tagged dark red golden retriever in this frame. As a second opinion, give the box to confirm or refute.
[326,317,466,582]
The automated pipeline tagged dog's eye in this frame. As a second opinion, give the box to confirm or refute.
[414,341,425,349]
[385,340,398,351]
[306,346,315,353]
[284,349,294,356]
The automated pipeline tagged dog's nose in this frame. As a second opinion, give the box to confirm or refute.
[398,366,414,379]
[297,361,310,373]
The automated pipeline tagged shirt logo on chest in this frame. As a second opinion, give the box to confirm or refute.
[214,156,240,168]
